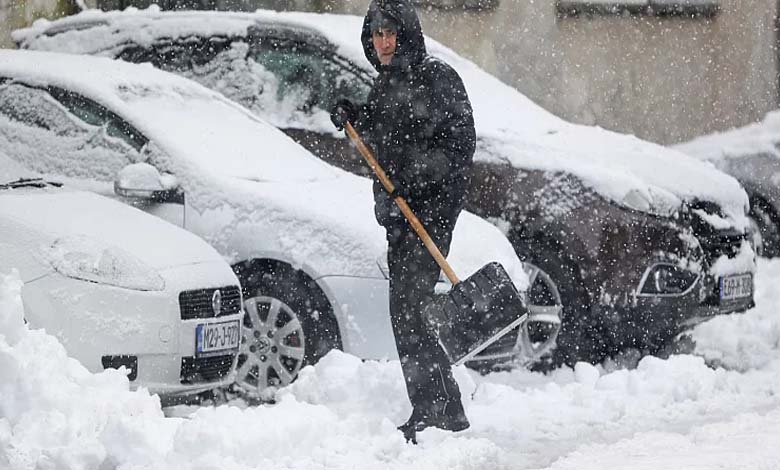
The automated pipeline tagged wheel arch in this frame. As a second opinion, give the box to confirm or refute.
[231,257,344,353]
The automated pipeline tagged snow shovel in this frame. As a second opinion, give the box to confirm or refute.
[344,122,529,366]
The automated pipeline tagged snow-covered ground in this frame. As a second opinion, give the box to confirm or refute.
[2,260,780,469]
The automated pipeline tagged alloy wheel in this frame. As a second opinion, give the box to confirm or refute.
[515,262,563,362]
[235,295,306,397]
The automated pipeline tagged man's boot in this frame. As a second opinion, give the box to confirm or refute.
[438,399,470,432]
[397,400,470,444]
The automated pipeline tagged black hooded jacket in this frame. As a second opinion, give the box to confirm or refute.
[355,0,476,229]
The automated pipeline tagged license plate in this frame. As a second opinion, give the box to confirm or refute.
[196,319,241,355]
[719,273,753,301]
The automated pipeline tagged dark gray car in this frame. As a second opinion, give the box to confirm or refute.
[15,8,757,368]
[674,112,780,258]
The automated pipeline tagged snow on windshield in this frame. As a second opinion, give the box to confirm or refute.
[0,151,38,183]
[2,260,780,468]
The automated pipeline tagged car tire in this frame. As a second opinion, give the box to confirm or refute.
[513,240,607,369]
[464,261,563,372]
[232,260,341,398]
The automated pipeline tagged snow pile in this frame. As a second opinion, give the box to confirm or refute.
[3,262,780,469]
[692,258,780,371]
[0,270,177,470]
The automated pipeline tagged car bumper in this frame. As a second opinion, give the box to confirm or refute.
[595,281,754,349]
[22,261,241,398]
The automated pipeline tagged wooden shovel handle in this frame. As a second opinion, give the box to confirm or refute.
[345,122,460,284]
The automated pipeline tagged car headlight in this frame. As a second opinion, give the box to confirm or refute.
[638,263,699,296]
[46,236,165,291]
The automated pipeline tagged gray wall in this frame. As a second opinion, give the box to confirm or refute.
[0,0,86,48]
[4,0,777,145]
[326,0,779,145]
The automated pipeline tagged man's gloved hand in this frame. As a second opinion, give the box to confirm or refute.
[330,98,357,131]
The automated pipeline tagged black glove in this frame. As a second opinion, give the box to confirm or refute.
[330,98,357,131]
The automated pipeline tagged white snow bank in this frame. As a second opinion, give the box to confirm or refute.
[0,270,177,470]
[542,408,780,470]
[692,258,780,371]
[3,261,780,469]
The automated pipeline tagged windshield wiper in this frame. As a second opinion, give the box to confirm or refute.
[0,177,63,190]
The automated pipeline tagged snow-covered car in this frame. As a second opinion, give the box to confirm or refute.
[673,112,780,258]
[0,152,243,402]
[0,50,536,394]
[13,8,757,366]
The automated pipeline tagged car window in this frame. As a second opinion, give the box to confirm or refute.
[248,39,371,115]
[117,37,233,72]
[48,87,148,152]
[0,81,145,182]
[0,81,84,136]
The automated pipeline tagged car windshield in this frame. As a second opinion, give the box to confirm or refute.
[115,85,340,183]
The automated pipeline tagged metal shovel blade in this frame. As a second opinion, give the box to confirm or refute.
[422,261,529,366]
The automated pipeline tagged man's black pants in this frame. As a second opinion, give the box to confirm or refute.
[386,217,462,415]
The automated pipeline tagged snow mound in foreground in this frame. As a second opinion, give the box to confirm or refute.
[692,258,780,371]
[2,263,780,469]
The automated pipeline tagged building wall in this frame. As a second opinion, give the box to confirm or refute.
[6,0,776,145]
[329,0,779,145]
[0,0,88,48]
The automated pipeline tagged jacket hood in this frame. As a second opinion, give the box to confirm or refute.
[361,0,426,72]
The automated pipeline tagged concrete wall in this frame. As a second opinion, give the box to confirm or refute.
[7,0,776,144]
[322,0,779,145]
[0,0,90,48]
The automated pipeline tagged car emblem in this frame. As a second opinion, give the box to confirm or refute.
[211,289,222,317]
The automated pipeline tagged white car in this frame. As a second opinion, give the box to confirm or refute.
[0,153,243,402]
[0,50,535,395]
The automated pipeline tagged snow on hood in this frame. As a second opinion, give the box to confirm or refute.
[674,110,780,162]
[13,7,750,224]
[0,49,339,184]
[0,183,224,271]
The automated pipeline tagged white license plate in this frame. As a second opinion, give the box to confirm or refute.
[719,273,753,301]
[196,319,241,355]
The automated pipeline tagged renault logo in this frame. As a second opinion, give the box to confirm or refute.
[211,289,222,317]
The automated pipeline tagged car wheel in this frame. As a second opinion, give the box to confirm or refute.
[233,261,341,398]
[749,200,780,257]
[465,261,563,371]
[514,241,606,369]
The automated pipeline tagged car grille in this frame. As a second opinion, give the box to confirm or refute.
[179,286,242,320]
[180,354,236,384]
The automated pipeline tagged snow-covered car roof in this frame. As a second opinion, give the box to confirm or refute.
[0,48,337,184]
[0,49,528,286]
[673,111,780,162]
[13,6,749,224]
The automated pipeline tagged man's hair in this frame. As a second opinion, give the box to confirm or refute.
[370,9,400,33]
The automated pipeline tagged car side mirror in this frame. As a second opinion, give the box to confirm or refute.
[114,163,180,201]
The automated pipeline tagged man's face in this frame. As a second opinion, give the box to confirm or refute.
[372,27,398,66]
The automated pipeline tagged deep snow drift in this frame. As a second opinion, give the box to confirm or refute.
[2,261,780,469]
